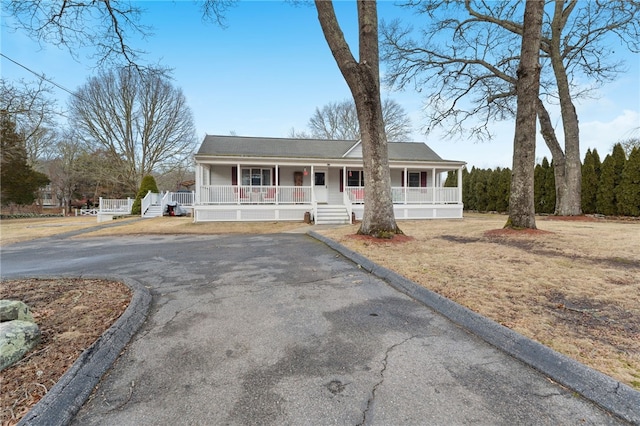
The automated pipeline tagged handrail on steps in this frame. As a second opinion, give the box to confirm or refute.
[141,191,152,217]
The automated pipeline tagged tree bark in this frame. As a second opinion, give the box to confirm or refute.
[548,0,582,216]
[315,0,401,237]
[507,0,544,229]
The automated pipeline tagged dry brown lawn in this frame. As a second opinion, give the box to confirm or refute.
[1,213,638,422]
[317,213,640,390]
[0,216,308,246]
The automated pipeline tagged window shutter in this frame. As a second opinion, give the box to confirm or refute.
[401,171,405,187]
[232,166,237,186]
[339,171,343,192]
[421,172,427,187]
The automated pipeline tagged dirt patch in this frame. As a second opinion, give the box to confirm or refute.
[0,278,131,425]
[345,233,415,244]
[544,215,600,222]
[484,228,554,237]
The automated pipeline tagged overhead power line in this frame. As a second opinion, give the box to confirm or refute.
[0,53,81,99]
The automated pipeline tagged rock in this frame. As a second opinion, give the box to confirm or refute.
[0,320,41,371]
[0,300,35,322]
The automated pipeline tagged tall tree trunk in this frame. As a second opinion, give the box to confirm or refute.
[537,98,570,215]
[507,0,544,229]
[315,0,401,237]
[549,0,582,215]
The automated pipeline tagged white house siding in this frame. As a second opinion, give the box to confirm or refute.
[278,166,311,186]
[210,165,229,185]
[345,144,363,158]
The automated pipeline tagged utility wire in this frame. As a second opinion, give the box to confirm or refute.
[1,52,81,99]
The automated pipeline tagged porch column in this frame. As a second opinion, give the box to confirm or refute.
[310,165,315,203]
[275,164,279,205]
[404,167,408,204]
[237,163,241,205]
[458,167,463,204]
[343,166,346,203]
[195,163,201,205]
[432,168,436,203]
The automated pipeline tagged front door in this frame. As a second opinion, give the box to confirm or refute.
[314,169,328,203]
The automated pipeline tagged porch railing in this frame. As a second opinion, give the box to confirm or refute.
[99,197,133,214]
[346,186,459,204]
[168,191,195,206]
[199,185,311,205]
[197,185,458,206]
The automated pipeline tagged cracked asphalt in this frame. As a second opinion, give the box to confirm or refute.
[1,233,630,425]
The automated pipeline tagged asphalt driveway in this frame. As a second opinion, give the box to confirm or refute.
[1,233,632,425]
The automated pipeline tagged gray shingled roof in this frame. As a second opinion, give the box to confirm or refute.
[196,135,449,162]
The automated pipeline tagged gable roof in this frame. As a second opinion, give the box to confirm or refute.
[196,135,457,163]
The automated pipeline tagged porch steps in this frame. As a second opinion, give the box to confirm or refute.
[143,204,163,218]
[315,205,350,225]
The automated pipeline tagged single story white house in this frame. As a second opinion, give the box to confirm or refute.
[193,135,465,224]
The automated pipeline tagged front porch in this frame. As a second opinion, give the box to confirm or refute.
[193,180,463,223]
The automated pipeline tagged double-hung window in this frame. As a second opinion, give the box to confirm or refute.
[241,168,271,186]
[347,170,364,187]
[408,172,421,187]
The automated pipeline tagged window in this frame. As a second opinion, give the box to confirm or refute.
[347,170,364,186]
[408,172,420,187]
[241,168,271,186]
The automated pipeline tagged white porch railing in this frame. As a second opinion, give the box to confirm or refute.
[199,185,311,205]
[168,191,195,206]
[346,186,459,204]
[99,197,133,214]
[197,185,458,206]
[343,191,353,224]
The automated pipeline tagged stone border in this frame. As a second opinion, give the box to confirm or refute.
[308,230,640,425]
[17,275,151,426]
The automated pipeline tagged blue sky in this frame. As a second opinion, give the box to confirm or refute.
[2,0,639,169]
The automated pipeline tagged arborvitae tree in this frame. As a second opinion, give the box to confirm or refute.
[485,169,499,211]
[581,149,601,214]
[444,170,458,187]
[597,154,617,215]
[612,143,627,214]
[617,147,640,216]
[463,167,474,210]
[473,169,490,211]
[496,168,511,213]
[1,112,50,207]
[131,175,160,215]
[534,157,555,214]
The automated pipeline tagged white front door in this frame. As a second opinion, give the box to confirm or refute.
[314,168,328,203]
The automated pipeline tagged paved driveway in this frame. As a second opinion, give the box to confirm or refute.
[1,234,626,425]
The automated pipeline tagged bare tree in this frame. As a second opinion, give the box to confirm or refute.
[618,136,640,157]
[0,78,58,166]
[4,0,149,67]
[68,68,197,193]
[44,134,85,210]
[315,0,401,237]
[382,0,640,216]
[306,98,412,142]
[507,0,544,229]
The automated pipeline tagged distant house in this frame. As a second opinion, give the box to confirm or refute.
[193,135,465,224]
